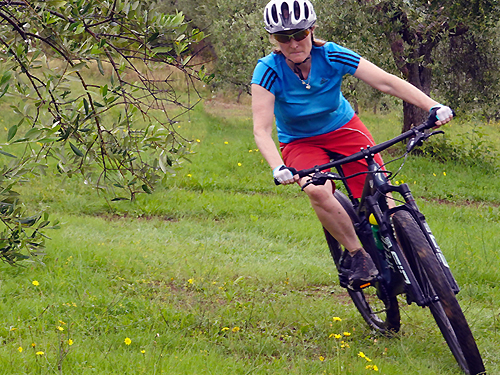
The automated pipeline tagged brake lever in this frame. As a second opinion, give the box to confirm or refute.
[300,171,341,190]
[407,130,445,153]
[428,130,445,137]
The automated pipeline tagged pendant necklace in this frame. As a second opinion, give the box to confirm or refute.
[291,56,311,89]
[302,76,311,90]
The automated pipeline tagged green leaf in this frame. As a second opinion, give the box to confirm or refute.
[100,84,108,97]
[24,128,42,140]
[97,58,105,75]
[158,153,167,173]
[142,184,152,194]
[111,197,130,201]
[0,71,11,86]
[147,31,160,43]
[69,142,84,157]
[151,47,172,54]
[69,61,87,73]
[0,83,9,99]
[37,137,60,143]
[0,150,17,158]
[7,125,17,141]
[83,98,89,115]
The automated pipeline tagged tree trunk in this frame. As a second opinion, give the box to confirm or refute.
[380,4,445,134]
[401,60,432,133]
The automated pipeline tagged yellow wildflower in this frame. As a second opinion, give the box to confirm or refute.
[36,351,44,356]
[319,356,325,361]
[232,327,240,333]
[32,280,39,286]
[124,337,132,345]
[57,326,64,331]
[68,339,73,346]
[332,316,342,322]
[343,332,351,336]
[17,347,22,353]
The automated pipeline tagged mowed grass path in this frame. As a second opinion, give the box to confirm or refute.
[1,99,500,374]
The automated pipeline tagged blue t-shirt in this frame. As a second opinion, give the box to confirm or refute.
[251,42,360,143]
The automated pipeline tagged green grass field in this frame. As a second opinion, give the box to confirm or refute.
[1,98,499,374]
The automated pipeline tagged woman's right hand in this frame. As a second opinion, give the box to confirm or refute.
[273,164,296,184]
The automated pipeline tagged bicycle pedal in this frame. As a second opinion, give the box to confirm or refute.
[347,276,379,291]
[358,282,372,289]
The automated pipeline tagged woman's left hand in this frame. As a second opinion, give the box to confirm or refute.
[432,105,454,126]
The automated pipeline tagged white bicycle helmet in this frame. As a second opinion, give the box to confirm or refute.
[263,0,317,34]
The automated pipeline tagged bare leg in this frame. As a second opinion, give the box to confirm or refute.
[302,180,361,252]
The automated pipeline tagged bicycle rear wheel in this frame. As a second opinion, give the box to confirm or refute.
[392,211,485,375]
[325,191,400,334]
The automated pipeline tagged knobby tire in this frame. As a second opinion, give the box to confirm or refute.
[392,211,485,375]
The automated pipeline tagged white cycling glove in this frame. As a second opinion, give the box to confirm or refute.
[273,164,294,184]
[431,105,453,122]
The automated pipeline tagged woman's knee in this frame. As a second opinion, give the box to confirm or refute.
[303,183,333,203]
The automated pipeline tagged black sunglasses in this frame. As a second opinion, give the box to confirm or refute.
[272,29,310,44]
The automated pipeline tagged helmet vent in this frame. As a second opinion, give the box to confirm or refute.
[271,4,279,23]
[281,2,289,20]
[293,1,300,20]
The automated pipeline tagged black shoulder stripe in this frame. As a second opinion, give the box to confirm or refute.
[328,52,360,67]
[328,58,359,70]
[259,68,277,91]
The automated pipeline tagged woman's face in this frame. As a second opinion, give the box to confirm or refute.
[275,29,313,63]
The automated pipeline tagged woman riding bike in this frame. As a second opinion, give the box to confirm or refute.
[251,0,453,288]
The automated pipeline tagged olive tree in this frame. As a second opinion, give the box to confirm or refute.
[152,0,269,100]
[0,0,210,264]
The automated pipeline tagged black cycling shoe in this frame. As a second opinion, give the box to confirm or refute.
[347,248,379,289]
[338,251,351,288]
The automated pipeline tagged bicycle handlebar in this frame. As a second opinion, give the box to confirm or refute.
[293,109,445,179]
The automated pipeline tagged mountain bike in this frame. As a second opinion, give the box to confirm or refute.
[290,112,486,375]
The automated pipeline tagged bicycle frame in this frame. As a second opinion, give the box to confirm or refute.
[338,153,459,307]
[296,118,460,307]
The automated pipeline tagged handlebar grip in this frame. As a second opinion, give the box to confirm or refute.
[423,108,456,130]
[273,167,298,185]
[423,108,439,129]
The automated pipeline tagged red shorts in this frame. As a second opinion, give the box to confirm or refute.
[280,115,385,198]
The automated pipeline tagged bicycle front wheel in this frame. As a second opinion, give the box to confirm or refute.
[392,211,485,375]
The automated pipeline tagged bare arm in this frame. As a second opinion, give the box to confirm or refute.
[252,84,297,184]
[252,84,283,170]
[353,58,451,125]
